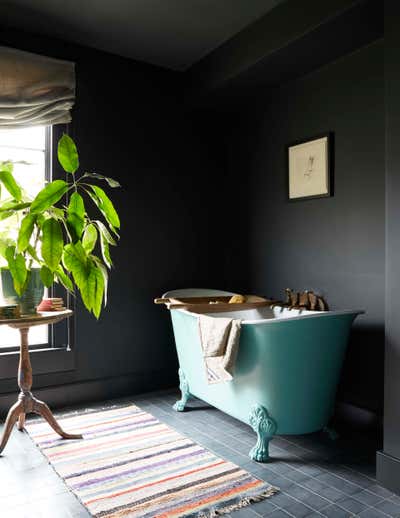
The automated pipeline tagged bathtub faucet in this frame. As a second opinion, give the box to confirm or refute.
[285,288,328,311]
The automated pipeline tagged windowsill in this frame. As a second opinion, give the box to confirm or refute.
[0,347,75,380]
[0,343,50,354]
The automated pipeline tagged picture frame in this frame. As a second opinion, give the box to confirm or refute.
[287,133,333,201]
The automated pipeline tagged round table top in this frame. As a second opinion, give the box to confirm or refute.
[0,309,73,328]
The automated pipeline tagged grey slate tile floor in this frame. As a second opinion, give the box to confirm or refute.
[0,389,399,518]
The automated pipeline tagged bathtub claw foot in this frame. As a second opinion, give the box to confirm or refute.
[249,404,277,462]
[173,368,190,412]
[323,426,339,441]
[173,400,186,412]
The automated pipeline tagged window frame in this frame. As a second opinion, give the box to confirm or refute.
[0,125,51,353]
[0,124,76,380]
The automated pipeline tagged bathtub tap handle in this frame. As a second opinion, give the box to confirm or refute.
[308,291,317,310]
[154,298,171,304]
[285,288,299,309]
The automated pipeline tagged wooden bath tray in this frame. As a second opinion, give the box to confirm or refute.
[154,294,275,313]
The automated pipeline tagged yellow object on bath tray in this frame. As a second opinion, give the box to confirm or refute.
[228,294,246,304]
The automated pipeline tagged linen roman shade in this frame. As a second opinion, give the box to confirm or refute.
[0,46,75,128]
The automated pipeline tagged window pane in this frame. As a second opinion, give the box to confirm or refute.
[0,126,48,348]
[0,126,46,150]
[0,148,45,199]
[0,325,47,348]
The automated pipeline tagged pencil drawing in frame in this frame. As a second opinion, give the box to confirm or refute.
[288,134,332,201]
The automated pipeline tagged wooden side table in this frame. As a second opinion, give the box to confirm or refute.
[0,310,82,454]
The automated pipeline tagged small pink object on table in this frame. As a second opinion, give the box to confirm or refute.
[37,297,65,312]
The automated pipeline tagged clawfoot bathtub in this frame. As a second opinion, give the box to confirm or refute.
[164,289,363,462]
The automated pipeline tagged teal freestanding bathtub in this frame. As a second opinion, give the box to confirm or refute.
[164,289,363,462]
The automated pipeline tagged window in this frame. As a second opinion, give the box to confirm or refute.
[0,126,50,349]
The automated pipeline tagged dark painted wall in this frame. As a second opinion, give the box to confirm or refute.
[383,0,400,460]
[0,20,386,428]
[219,41,385,417]
[0,28,225,399]
[376,0,400,493]
[384,0,400,459]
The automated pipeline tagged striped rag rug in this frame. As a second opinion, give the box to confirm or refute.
[26,404,278,517]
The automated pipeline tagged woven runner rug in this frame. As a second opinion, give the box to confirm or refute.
[26,404,278,517]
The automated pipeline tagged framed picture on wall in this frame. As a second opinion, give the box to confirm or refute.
[287,133,333,201]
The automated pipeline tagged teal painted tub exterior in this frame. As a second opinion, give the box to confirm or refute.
[165,289,363,461]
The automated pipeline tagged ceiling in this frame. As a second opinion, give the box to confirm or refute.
[0,0,286,71]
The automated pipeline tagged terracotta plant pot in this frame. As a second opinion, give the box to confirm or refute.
[1,268,44,315]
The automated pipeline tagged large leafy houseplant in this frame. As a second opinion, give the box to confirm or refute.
[0,134,120,318]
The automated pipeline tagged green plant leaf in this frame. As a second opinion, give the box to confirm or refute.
[58,134,79,174]
[0,201,31,223]
[82,172,121,188]
[91,265,104,318]
[99,227,112,268]
[79,280,92,312]
[0,161,12,173]
[82,223,97,253]
[0,201,30,213]
[0,169,22,201]
[41,217,63,271]
[36,214,46,226]
[81,261,104,318]
[17,214,36,252]
[67,192,85,242]
[31,180,69,213]
[68,191,85,218]
[66,213,83,242]
[48,207,65,220]
[92,256,108,306]
[26,244,40,263]
[0,160,30,168]
[0,212,12,221]
[89,185,120,229]
[55,265,74,292]
[62,242,89,289]
[94,220,117,245]
[40,265,54,287]
[5,245,27,296]
[0,237,14,259]
[21,270,31,294]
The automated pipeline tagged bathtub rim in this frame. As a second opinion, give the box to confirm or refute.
[169,306,365,325]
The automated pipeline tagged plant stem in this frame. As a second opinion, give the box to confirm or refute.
[27,226,40,271]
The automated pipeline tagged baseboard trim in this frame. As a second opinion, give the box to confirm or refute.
[334,400,382,433]
[0,369,177,418]
[377,450,400,495]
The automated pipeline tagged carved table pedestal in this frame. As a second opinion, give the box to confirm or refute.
[0,310,82,454]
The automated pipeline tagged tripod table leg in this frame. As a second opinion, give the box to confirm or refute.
[17,413,26,431]
[33,399,83,440]
[0,401,24,454]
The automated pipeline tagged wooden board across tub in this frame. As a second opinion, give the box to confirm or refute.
[154,295,276,313]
